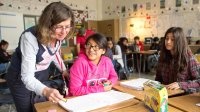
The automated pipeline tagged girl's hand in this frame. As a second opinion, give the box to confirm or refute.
[43,87,64,103]
[104,84,112,92]
[166,82,180,90]
[103,80,112,91]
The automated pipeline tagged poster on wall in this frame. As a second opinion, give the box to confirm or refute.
[121,6,126,13]
[193,0,199,4]
[24,15,36,30]
[176,0,182,7]
[133,4,138,12]
[160,0,165,9]
[146,2,151,10]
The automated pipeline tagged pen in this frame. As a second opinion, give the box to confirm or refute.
[62,98,67,102]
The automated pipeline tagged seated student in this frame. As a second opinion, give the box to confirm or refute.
[76,27,95,55]
[118,37,133,72]
[69,33,118,96]
[107,37,124,68]
[133,36,144,52]
[155,27,200,93]
[0,40,11,74]
[147,37,160,71]
[132,36,144,72]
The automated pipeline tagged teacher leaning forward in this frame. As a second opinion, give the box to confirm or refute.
[6,2,75,112]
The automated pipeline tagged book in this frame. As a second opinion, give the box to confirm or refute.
[58,90,134,112]
[120,78,159,90]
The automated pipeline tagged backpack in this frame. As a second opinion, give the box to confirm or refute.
[113,60,128,80]
[31,63,69,104]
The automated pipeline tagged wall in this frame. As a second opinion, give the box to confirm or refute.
[0,0,99,50]
[101,0,200,42]
[97,19,119,43]
[0,11,24,50]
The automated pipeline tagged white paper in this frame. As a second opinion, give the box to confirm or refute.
[59,90,135,112]
[120,78,159,90]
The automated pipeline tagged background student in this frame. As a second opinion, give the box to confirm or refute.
[69,33,118,96]
[5,2,75,112]
[76,27,95,54]
[0,40,11,75]
[155,27,200,93]
[106,37,124,68]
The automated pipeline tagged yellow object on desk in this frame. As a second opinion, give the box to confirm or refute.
[63,53,73,61]
[195,54,200,63]
[144,81,168,112]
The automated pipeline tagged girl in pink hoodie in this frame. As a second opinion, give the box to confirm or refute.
[69,33,118,96]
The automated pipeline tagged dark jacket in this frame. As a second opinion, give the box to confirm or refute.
[0,48,10,63]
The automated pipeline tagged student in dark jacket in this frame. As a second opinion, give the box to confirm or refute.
[0,40,10,74]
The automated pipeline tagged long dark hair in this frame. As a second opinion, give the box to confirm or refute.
[106,37,117,54]
[159,27,189,81]
[118,37,128,52]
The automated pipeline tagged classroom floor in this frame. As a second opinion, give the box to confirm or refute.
[0,70,156,112]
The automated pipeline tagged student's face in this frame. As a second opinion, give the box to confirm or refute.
[165,33,174,52]
[2,44,8,50]
[107,41,113,49]
[53,19,71,41]
[85,39,105,65]
[135,39,139,44]
[123,40,128,46]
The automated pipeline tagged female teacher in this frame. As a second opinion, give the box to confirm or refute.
[6,2,74,112]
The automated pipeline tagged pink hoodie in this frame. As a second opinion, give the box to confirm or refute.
[69,53,118,96]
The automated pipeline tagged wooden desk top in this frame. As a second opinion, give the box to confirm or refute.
[169,92,200,112]
[34,98,139,112]
[111,102,183,112]
[113,84,185,101]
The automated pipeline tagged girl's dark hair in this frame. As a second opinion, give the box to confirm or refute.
[118,37,128,52]
[85,33,107,50]
[153,37,159,42]
[106,37,117,54]
[0,40,8,46]
[134,36,140,40]
[37,2,75,45]
[159,27,189,81]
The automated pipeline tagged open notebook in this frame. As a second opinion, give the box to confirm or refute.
[59,90,135,112]
[120,78,159,90]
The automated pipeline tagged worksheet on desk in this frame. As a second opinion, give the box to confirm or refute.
[59,90,135,112]
[120,78,159,90]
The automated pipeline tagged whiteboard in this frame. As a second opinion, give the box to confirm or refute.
[0,11,24,50]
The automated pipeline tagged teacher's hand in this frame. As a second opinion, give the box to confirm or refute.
[43,87,64,103]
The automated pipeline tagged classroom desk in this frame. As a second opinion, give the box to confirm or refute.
[111,102,183,112]
[113,84,185,101]
[168,92,200,112]
[124,50,157,74]
[34,98,140,112]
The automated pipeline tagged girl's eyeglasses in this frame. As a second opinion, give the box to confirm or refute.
[85,43,101,51]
